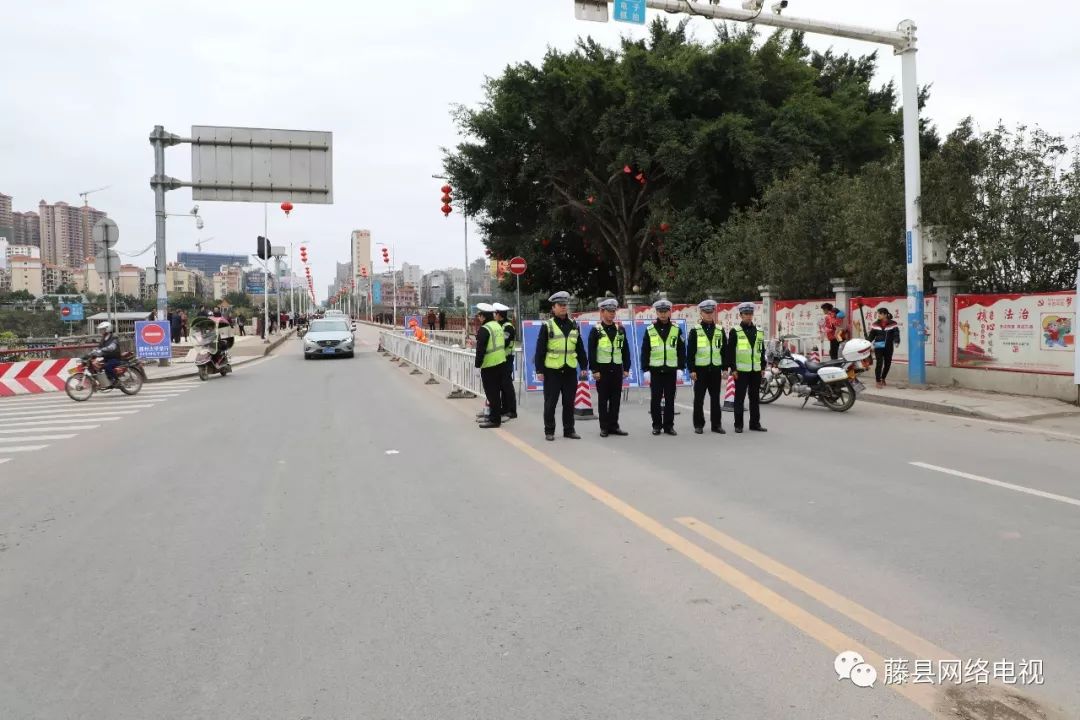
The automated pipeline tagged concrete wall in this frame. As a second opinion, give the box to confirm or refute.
[927,366,1078,404]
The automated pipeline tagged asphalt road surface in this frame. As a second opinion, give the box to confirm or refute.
[2,326,1077,720]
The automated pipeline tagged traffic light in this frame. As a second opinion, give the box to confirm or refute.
[256,236,270,260]
[440,184,452,217]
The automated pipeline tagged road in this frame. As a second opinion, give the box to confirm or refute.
[1,324,1077,720]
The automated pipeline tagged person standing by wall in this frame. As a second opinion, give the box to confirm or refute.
[867,308,901,387]
[641,299,685,436]
[726,301,767,434]
[588,298,631,437]
[534,291,588,442]
[820,303,844,360]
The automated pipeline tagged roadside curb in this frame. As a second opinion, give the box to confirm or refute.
[859,390,1080,424]
[144,331,294,384]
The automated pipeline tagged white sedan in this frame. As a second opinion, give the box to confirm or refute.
[302,319,356,359]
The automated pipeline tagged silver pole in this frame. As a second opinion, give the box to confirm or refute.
[151,126,169,366]
[263,204,270,343]
[901,45,925,386]
[515,272,523,405]
[289,241,295,320]
[392,246,398,328]
[463,201,469,343]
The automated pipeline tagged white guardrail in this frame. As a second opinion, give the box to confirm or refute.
[378,330,484,396]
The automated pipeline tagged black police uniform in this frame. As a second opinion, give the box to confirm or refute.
[474,319,505,427]
[687,322,726,432]
[587,321,631,434]
[499,319,517,417]
[533,315,588,437]
[640,320,686,433]
[725,322,767,430]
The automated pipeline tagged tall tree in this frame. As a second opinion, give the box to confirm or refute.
[445,20,903,300]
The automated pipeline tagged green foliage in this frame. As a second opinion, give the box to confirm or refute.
[447,20,903,300]
[0,309,68,338]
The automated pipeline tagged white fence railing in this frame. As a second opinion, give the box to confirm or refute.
[378,330,483,396]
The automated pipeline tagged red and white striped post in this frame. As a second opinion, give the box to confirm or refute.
[573,380,595,419]
[722,373,736,411]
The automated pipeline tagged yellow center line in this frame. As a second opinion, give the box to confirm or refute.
[493,429,942,716]
[677,516,951,662]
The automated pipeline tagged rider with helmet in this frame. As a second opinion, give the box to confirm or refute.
[94,321,123,386]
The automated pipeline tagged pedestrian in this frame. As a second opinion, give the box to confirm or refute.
[237,312,246,336]
[426,309,437,332]
[687,298,727,435]
[587,298,630,437]
[180,310,189,343]
[533,291,588,442]
[493,302,517,421]
[169,310,181,344]
[867,308,900,387]
[641,298,685,436]
[257,308,266,339]
[820,303,844,360]
[726,301,767,433]
[438,310,446,331]
[474,303,507,429]
[197,306,210,318]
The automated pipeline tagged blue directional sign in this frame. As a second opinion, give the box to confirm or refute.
[60,303,84,322]
[613,0,646,24]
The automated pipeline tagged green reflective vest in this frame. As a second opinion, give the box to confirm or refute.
[481,320,507,369]
[595,324,625,365]
[734,325,764,372]
[545,318,579,369]
[501,321,516,354]
[647,323,680,368]
[693,324,724,367]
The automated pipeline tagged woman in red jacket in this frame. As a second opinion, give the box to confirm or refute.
[867,309,901,387]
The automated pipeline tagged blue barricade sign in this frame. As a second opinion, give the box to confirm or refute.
[135,321,172,359]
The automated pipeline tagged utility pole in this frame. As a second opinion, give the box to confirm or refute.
[576,0,925,385]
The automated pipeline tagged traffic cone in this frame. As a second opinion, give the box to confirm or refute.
[723,373,736,411]
[810,347,821,363]
[573,380,596,419]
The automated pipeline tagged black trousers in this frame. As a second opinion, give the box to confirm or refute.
[693,368,724,430]
[733,371,762,429]
[649,370,677,430]
[829,339,841,360]
[543,368,577,435]
[595,366,624,432]
[500,356,517,415]
[874,347,894,381]
[480,365,504,426]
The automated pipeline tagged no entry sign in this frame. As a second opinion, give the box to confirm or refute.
[508,256,527,276]
[135,321,171,359]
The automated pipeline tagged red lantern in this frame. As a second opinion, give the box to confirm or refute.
[586,195,596,205]
[635,172,645,185]
[623,165,632,174]
[659,222,671,233]
[440,184,453,217]
[280,201,293,216]
[441,204,452,216]
[541,238,551,248]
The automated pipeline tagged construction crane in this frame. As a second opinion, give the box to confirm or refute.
[195,236,216,252]
[78,185,111,207]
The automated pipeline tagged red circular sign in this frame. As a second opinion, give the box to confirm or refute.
[508,256,527,276]
[61,306,71,317]
[140,324,166,345]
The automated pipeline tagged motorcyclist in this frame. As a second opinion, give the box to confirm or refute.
[94,321,122,387]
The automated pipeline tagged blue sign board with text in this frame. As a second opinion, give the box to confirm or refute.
[60,303,84,322]
[135,321,172,359]
[613,0,646,24]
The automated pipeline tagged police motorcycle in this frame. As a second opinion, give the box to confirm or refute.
[759,336,873,412]
[65,351,144,401]
[192,315,234,381]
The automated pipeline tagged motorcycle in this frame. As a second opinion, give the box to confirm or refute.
[759,336,873,413]
[192,316,234,381]
[65,351,144,401]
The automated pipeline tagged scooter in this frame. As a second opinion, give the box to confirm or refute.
[759,337,872,412]
[192,316,234,381]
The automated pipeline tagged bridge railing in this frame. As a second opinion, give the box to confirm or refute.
[378,330,482,397]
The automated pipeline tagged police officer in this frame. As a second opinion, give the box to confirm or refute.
[725,301,767,433]
[493,302,517,420]
[533,291,588,441]
[687,299,726,435]
[640,298,686,436]
[474,303,507,429]
[587,298,630,437]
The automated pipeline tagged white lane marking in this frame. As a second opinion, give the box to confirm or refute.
[0,425,99,434]
[7,416,124,427]
[0,445,49,453]
[1,406,149,418]
[911,461,1080,509]
[0,458,9,464]
[0,434,76,442]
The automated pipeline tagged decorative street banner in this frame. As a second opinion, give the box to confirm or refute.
[849,296,937,366]
[772,299,832,348]
[521,319,690,391]
[372,281,383,305]
[953,292,1075,375]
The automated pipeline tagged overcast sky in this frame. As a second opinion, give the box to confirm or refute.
[2,1,1076,300]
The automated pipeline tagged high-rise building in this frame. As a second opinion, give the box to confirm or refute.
[38,200,106,269]
[0,193,14,249]
[13,211,41,247]
[351,229,372,287]
[401,262,422,287]
[176,251,249,278]
[117,265,144,298]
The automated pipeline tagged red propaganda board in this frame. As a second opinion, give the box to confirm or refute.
[953,292,1075,375]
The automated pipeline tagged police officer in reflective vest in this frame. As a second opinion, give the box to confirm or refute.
[533,291,588,441]
[725,301,767,433]
[493,302,517,420]
[687,298,727,435]
[474,303,507,429]
[640,298,686,436]
[587,298,630,437]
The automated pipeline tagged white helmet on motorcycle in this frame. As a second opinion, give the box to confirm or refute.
[97,321,112,332]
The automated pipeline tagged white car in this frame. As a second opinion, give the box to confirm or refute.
[303,319,355,359]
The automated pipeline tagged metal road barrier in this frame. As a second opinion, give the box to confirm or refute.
[378,330,483,397]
